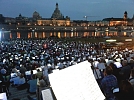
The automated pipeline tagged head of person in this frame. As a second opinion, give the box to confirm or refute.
[32,74,36,79]
[37,69,40,72]
[131,69,134,78]
[129,59,134,64]
[122,60,128,67]
[119,80,133,93]
[20,73,24,78]
[104,66,113,75]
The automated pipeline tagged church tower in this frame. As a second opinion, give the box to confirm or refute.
[123,11,128,26]
[123,11,127,20]
[51,3,64,19]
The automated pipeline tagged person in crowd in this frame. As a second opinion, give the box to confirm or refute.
[115,80,134,100]
[26,70,34,81]
[119,60,131,81]
[97,58,106,78]
[27,74,37,94]
[128,59,134,69]
[11,66,18,73]
[37,75,47,100]
[10,72,21,86]
[0,71,11,98]
[109,62,120,82]
[101,66,118,100]
[43,65,50,86]
[16,73,27,90]
[0,66,7,75]
[19,64,27,75]
[129,69,134,90]
[36,69,43,79]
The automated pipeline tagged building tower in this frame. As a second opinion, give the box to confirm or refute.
[123,11,127,26]
[51,3,64,19]
[124,11,127,20]
[33,11,41,20]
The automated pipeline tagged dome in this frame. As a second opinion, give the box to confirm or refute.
[33,11,40,19]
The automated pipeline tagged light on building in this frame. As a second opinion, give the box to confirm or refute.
[105,29,109,32]
[106,39,116,42]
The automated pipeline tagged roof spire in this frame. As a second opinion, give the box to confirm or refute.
[56,3,58,9]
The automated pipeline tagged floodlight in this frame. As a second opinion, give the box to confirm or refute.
[106,39,116,42]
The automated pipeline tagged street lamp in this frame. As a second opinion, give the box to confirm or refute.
[84,16,88,21]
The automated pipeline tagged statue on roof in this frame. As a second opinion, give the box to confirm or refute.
[19,14,22,17]
[51,3,64,19]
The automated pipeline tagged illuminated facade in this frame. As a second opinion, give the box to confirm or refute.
[0,5,134,40]
[103,11,134,26]
[37,18,70,26]
[36,3,70,26]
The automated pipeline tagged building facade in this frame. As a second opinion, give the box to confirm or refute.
[0,5,134,40]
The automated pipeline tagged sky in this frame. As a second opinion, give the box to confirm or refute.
[0,0,134,21]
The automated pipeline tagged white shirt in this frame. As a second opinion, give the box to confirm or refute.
[114,62,122,68]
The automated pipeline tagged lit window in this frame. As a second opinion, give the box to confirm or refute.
[35,32,37,38]
[10,33,12,39]
[17,32,20,38]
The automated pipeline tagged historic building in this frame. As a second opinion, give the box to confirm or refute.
[37,3,70,26]
[103,11,134,26]
[0,4,134,40]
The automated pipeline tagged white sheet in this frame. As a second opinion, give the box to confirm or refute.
[49,61,105,100]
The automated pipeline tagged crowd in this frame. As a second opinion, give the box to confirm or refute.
[0,38,133,100]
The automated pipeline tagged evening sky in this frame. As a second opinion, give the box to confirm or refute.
[0,0,134,21]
